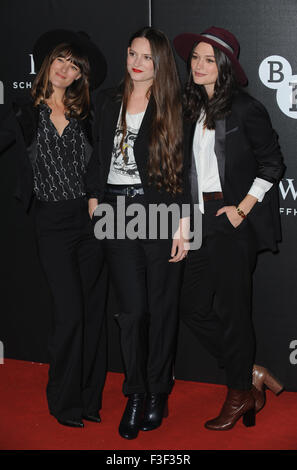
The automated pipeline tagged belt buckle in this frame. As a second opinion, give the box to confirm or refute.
[126,186,136,198]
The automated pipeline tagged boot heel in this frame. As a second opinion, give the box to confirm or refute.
[242,408,255,427]
[140,393,168,431]
[264,373,284,395]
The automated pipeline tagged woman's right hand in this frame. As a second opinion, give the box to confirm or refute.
[88,198,99,219]
[169,216,190,263]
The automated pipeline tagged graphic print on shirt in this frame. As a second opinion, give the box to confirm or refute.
[110,124,140,179]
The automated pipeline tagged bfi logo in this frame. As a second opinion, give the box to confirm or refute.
[259,56,297,119]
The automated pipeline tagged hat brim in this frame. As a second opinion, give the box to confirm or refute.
[33,29,107,89]
[173,33,248,86]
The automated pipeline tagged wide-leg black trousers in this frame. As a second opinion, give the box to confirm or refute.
[180,199,258,390]
[101,194,183,396]
[35,197,108,421]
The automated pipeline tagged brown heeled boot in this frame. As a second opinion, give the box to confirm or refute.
[204,388,255,431]
[252,364,284,413]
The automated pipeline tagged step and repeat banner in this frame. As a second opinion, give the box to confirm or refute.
[0,0,296,391]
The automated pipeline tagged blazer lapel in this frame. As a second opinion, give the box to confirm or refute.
[214,118,226,189]
[134,98,153,158]
[136,97,153,141]
[132,98,154,183]
[187,122,199,204]
[102,96,122,182]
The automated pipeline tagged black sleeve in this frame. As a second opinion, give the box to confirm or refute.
[175,120,192,217]
[0,107,17,155]
[85,91,109,200]
[243,98,285,184]
[85,151,101,199]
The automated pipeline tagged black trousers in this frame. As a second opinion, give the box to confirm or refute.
[35,197,108,421]
[180,199,257,390]
[100,194,182,396]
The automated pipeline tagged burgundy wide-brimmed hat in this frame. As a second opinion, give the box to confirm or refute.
[33,29,107,89]
[173,26,247,86]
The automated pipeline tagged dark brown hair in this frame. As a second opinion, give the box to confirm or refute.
[183,42,240,128]
[31,43,90,119]
[120,27,184,195]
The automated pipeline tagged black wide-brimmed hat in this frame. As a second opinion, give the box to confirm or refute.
[174,26,247,86]
[33,29,107,89]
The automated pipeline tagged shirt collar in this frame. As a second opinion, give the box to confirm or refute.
[39,101,77,126]
[39,101,52,114]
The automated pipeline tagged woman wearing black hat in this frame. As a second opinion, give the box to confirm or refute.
[86,26,190,439]
[174,26,284,430]
[0,30,108,427]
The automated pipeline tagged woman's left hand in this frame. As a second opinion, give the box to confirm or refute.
[216,205,243,228]
[88,198,99,219]
[169,217,190,263]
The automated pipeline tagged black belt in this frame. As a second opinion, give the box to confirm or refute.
[105,185,145,198]
[203,191,223,201]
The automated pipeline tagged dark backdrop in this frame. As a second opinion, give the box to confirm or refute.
[0,0,296,391]
[151,0,297,391]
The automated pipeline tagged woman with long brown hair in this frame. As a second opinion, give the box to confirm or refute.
[0,30,108,428]
[174,26,284,430]
[87,26,190,439]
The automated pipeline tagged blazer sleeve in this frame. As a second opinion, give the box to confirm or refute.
[85,91,109,200]
[0,107,17,155]
[177,120,192,216]
[242,98,285,184]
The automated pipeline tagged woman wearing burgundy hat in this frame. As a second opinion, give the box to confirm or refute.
[0,30,108,427]
[174,26,284,430]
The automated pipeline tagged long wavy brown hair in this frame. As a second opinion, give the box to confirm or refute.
[31,43,90,119]
[183,43,240,128]
[119,27,183,195]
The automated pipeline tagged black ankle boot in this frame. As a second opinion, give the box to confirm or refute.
[118,393,145,439]
[140,393,168,431]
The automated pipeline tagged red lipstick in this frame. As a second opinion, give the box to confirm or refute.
[132,68,143,73]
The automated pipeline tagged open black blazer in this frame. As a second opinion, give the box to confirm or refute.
[185,90,285,252]
[85,88,191,211]
[0,100,93,211]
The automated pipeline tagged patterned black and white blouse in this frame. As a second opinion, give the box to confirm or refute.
[33,103,88,202]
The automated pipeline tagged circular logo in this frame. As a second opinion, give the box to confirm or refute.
[259,55,297,119]
[259,55,292,89]
[276,75,297,119]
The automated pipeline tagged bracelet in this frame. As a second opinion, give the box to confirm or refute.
[236,206,246,219]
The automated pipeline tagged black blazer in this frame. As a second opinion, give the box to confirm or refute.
[85,88,191,211]
[0,100,93,211]
[186,90,285,252]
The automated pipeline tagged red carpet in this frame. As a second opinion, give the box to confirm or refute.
[0,359,296,450]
